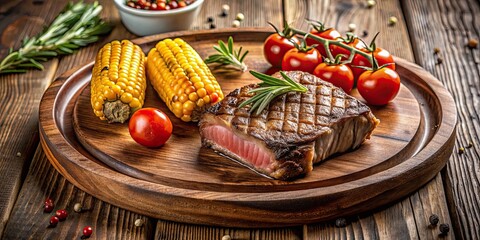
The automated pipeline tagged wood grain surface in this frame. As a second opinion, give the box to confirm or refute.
[1,0,477,238]
[402,0,480,239]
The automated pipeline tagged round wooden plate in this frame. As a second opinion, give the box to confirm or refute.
[39,29,456,227]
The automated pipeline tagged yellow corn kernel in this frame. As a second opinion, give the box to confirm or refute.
[90,40,146,123]
[146,38,224,122]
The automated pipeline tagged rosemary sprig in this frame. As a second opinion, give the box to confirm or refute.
[204,36,249,72]
[239,71,308,115]
[0,1,112,74]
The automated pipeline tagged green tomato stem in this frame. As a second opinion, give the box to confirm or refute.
[292,28,373,61]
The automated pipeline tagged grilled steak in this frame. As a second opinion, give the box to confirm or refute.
[199,71,379,180]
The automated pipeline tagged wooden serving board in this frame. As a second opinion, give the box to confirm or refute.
[39,29,457,227]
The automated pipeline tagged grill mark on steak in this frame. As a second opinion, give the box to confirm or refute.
[199,71,379,180]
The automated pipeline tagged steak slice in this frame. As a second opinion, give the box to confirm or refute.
[199,71,379,180]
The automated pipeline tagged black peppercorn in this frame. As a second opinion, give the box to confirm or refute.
[335,218,347,228]
[429,214,439,226]
[439,223,450,235]
[362,30,368,37]
[207,17,214,23]
[209,23,216,29]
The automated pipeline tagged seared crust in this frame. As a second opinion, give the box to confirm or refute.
[200,71,378,180]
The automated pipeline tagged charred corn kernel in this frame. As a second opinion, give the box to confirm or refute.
[90,40,146,123]
[146,38,224,122]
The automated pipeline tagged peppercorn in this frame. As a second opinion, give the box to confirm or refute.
[134,219,144,227]
[221,4,229,17]
[207,17,214,23]
[439,223,450,235]
[388,16,398,26]
[82,226,93,238]
[44,198,54,213]
[49,216,59,227]
[74,203,83,213]
[16,152,21,157]
[467,38,478,49]
[429,214,439,226]
[436,57,443,65]
[348,23,356,32]
[458,147,464,154]
[367,0,376,8]
[232,20,240,28]
[236,13,245,21]
[466,141,473,148]
[55,209,68,221]
[222,235,231,240]
[210,23,216,29]
[433,47,440,54]
[335,218,347,228]
[362,30,368,37]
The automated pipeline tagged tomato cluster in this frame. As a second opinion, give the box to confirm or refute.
[263,22,400,106]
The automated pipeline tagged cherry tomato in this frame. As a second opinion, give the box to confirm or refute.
[351,47,395,81]
[331,37,366,61]
[264,34,299,68]
[313,63,354,93]
[282,48,322,73]
[306,28,341,57]
[128,108,173,148]
[357,68,400,105]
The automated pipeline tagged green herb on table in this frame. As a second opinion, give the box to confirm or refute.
[239,71,307,115]
[205,36,249,72]
[0,1,112,74]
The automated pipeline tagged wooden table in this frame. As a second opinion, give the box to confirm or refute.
[0,0,478,239]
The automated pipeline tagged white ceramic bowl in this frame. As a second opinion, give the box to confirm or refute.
[113,0,204,36]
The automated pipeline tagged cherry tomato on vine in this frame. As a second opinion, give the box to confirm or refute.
[351,47,395,81]
[313,63,354,93]
[357,68,400,106]
[331,36,366,61]
[282,48,322,73]
[306,28,341,57]
[264,23,300,68]
[128,108,173,148]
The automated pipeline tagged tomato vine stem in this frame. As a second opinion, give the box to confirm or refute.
[291,28,373,62]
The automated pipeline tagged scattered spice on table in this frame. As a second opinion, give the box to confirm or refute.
[458,147,465,154]
[210,23,216,29]
[16,152,21,157]
[82,226,93,238]
[232,20,240,28]
[207,16,214,23]
[367,0,376,8]
[429,214,439,226]
[433,47,441,54]
[221,4,229,17]
[466,141,473,149]
[348,23,356,32]
[436,57,443,65]
[335,218,347,227]
[55,209,68,221]
[49,216,59,227]
[44,198,54,213]
[467,38,478,49]
[439,223,450,235]
[222,235,231,240]
[74,203,83,213]
[134,219,144,227]
[388,16,398,26]
[362,30,369,37]
[236,13,244,21]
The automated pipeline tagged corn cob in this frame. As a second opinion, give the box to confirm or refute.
[90,40,147,123]
[146,38,224,122]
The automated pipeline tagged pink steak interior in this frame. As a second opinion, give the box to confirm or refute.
[202,125,272,169]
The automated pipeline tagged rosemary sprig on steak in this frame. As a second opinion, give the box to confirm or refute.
[239,70,307,115]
